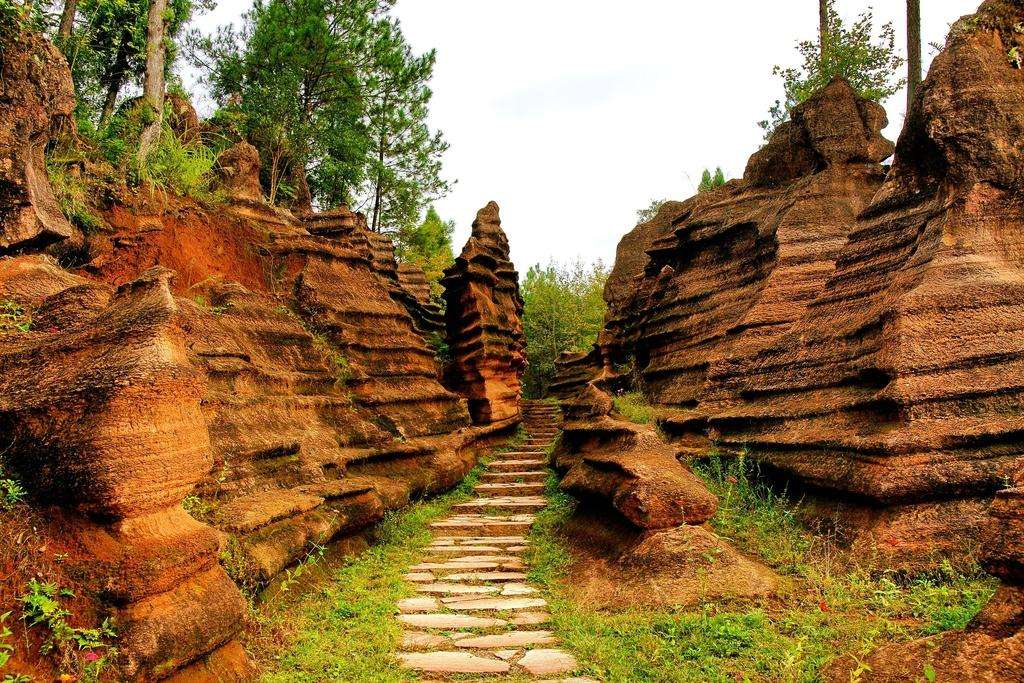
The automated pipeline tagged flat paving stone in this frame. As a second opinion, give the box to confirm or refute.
[455,630,556,648]
[403,572,435,582]
[401,631,450,649]
[454,497,547,512]
[410,561,501,571]
[427,544,507,553]
[511,611,551,625]
[518,649,579,676]
[398,613,507,629]
[445,597,548,611]
[487,460,546,471]
[443,571,528,582]
[475,482,545,495]
[398,597,440,613]
[479,471,547,482]
[500,583,539,596]
[416,582,498,595]
[494,649,520,660]
[398,651,510,674]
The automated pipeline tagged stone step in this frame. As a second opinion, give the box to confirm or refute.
[440,571,528,582]
[409,559,525,571]
[431,535,527,544]
[479,470,547,483]
[519,648,580,676]
[397,613,507,629]
[444,596,548,611]
[475,482,546,495]
[455,630,556,649]
[487,459,546,472]
[398,651,510,674]
[498,450,547,456]
[416,582,499,595]
[430,515,534,537]
[427,544,519,553]
[454,496,547,513]
[422,554,524,565]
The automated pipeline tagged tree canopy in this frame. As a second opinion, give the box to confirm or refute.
[761,0,904,135]
[189,0,450,223]
[521,260,608,398]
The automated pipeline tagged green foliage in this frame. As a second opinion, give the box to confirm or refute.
[636,198,669,223]
[522,260,609,398]
[59,0,201,125]
[761,0,904,135]
[190,0,449,225]
[0,0,44,34]
[45,159,105,235]
[613,392,654,425]
[698,167,726,193]
[19,579,117,678]
[139,125,220,200]
[257,458,489,680]
[394,206,454,299]
[0,612,15,673]
[0,300,31,334]
[524,457,996,680]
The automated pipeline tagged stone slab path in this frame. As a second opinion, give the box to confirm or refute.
[395,401,597,681]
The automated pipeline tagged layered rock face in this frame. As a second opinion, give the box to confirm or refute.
[552,384,777,607]
[700,1,1024,515]
[442,202,527,424]
[0,31,75,252]
[293,207,467,435]
[0,262,251,681]
[605,78,891,419]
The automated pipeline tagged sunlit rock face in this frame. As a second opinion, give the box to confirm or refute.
[442,201,527,425]
[0,264,253,681]
[0,31,75,252]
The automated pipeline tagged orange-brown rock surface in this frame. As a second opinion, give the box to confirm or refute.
[693,0,1024,549]
[216,141,265,204]
[0,31,76,252]
[442,201,526,424]
[0,263,252,681]
[552,383,778,606]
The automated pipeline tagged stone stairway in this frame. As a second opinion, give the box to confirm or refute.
[396,401,595,680]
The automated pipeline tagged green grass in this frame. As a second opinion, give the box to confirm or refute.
[255,460,491,682]
[613,392,654,424]
[526,458,997,682]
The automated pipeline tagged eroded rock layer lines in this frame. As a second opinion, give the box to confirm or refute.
[443,201,526,424]
[608,78,891,419]
[290,207,469,437]
[703,2,1024,507]
[552,384,778,607]
[0,264,252,680]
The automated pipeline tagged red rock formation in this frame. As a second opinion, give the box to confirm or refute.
[554,385,718,529]
[0,264,251,681]
[290,207,468,435]
[442,201,526,424]
[698,0,1024,547]
[0,31,75,252]
[552,383,777,607]
[612,78,891,417]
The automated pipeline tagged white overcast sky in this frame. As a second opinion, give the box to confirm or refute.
[185,0,980,273]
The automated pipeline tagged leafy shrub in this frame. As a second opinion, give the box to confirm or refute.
[761,0,904,135]
[19,579,117,679]
[46,160,105,235]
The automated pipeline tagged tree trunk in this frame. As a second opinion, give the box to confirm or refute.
[99,37,130,125]
[906,0,922,109]
[371,133,385,233]
[57,0,78,41]
[818,0,829,68]
[137,0,168,168]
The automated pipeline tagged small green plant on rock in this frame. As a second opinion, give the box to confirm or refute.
[0,300,30,334]
[19,579,117,680]
[613,392,654,425]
